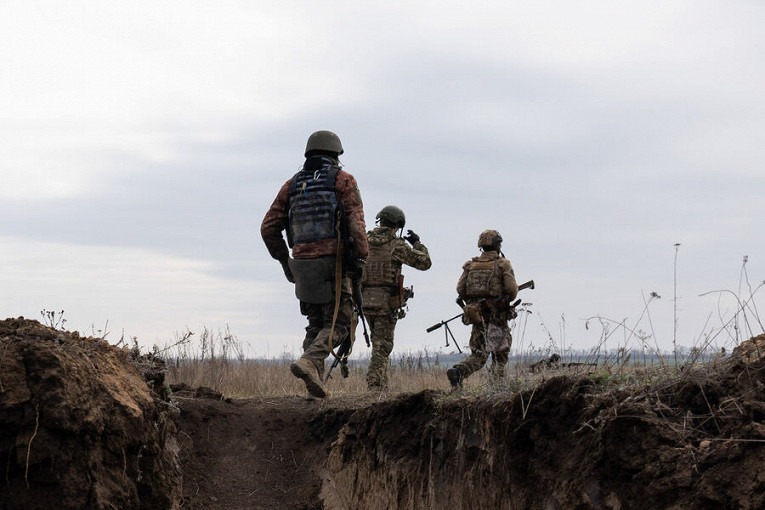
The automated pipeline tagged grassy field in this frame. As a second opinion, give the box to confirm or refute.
[161,326,736,399]
[161,273,763,398]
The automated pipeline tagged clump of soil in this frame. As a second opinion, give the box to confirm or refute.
[3,316,765,510]
[0,318,181,510]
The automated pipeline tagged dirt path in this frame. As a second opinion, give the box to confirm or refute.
[173,388,373,510]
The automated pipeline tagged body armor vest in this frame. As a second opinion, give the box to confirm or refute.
[363,239,399,288]
[464,258,501,298]
[287,165,340,246]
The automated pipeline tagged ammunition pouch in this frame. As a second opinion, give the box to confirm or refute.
[289,257,334,304]
[461,302,484,325]
[362,286,391,312]
[389,286,413,310]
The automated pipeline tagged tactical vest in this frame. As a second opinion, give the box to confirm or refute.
[363,239,398,287]
[464,258,501,298]
[287,165,340,246]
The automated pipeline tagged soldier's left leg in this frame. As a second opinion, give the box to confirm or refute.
[450,325,489,383]
[488,325,512,379]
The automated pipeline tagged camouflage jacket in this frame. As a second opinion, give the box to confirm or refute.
[457,250,517,302]
[260,162,368,262]
[363,226,431,286]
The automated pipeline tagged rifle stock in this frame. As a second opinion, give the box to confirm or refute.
[518,279,535,292]
[343,236,370,347]
[325,331,352,381]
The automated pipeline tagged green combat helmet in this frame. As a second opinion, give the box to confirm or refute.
[376,205,406,229]
[304,130,344,157]
[478,229,503,251]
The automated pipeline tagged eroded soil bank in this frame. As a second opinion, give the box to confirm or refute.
[322,338,765,509]
[0,318,180,510]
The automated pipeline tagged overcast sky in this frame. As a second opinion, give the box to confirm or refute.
[2,1,764,359]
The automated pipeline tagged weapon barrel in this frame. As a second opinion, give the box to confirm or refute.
[426,313,463,333]
[426,322,443,333]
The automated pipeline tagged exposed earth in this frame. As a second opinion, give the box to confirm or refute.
[2,317,765,509]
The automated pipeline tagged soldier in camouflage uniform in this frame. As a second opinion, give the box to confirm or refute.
[261,130,368,399]
[362,205,432,390]
[447,229,518,389]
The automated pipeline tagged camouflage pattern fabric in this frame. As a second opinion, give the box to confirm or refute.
[363,226,432,390]
[365,226,432,289]
[365,314,396,389]
[299,275,354,376]
[456,250,517,300]
[452,318,512,381]
[451,249,518,383]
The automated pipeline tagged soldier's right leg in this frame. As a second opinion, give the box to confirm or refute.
[488,350,509,380]
[366,315,395,390]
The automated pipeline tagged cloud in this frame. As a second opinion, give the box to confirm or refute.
[1,1,763,357]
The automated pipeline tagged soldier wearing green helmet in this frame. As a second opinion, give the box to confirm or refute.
[304,129,344,157]
[361,205,432,391]
[261,130,367,399]
[447,229,518,389]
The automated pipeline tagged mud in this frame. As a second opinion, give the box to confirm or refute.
[2,318,764,509]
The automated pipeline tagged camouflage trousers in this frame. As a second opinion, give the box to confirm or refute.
[299,276,354,376]
[452,319,512,381]
[365,313,397,389]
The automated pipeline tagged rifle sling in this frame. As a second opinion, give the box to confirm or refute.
[327,211,345,361]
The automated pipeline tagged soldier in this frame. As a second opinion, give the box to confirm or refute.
[447,229,518,389]
[362,205,432,391]
[261,130,368,399]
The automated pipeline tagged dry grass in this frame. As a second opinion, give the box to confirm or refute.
[161,328,692,399]
[165,348,457,398]
[161,266,764,399]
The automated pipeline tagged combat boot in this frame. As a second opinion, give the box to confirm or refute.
[446,367,463,390]
[290,357,328,398]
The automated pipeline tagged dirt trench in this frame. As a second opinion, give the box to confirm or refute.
[2,318,765,509]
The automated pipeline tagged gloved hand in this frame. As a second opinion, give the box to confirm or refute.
[280,259,295,283]
[403,230,420,245]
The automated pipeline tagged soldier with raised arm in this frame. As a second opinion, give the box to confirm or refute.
[362,205,431,390]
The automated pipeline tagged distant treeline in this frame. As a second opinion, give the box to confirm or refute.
[247,347,723,368]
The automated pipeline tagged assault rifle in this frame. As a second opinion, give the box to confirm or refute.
[325,236,370,382]
[495,279,535,316]
[427,279,535,352]
[344,236,370,348]
[325,317,356,381]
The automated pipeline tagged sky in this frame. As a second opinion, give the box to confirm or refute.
[2,1,764,360]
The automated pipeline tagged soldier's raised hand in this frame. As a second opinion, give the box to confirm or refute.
[404,230,420,245]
